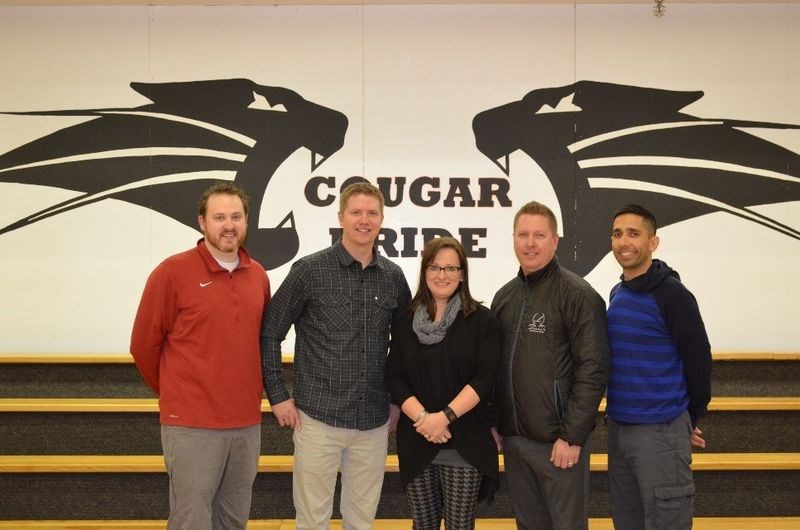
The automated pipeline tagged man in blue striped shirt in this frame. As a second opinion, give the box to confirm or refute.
[606,204,712,530]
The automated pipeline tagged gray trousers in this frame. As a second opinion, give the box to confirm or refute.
[161,424,261,530]
[503,434,591,530]
[608,410,695,530]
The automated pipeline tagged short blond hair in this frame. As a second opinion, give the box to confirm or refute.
[513,201,557,234]
[339,181,385,215]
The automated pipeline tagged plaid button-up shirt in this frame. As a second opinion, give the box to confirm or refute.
[261,240,411,430]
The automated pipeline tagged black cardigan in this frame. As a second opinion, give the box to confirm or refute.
[386,305,501,500]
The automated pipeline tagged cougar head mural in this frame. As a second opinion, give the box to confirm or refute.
[0,78,348,269]
[473,80,800,275]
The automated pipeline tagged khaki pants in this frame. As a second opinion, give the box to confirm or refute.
[293,410,389,530]
[161,424,260,530]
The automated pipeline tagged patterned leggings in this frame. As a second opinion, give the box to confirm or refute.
[405,463,483,530]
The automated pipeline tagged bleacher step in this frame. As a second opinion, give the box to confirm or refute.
[2,351,798,522]
[3,453,799,473]
[6,396,800,412]
[1,518,800,530]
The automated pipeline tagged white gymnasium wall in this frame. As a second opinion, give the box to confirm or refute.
[0,4,798,352]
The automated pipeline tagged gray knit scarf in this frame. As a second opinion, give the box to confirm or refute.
[412,295,462,345]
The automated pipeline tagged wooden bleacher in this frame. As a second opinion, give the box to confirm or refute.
[4,395,800,413]
[2,452,799,474]
[1,352,798,526]
[1,517,800,530]
[2,351,796,363]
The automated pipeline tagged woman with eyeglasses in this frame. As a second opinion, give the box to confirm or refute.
[387,236,501,529]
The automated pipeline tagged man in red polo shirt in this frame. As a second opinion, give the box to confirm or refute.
[131,182,270,530]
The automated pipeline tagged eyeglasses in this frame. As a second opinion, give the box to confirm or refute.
[426,264,462,275]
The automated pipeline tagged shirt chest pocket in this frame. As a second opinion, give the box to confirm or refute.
[318,293,352,331]
[370,294,398,331]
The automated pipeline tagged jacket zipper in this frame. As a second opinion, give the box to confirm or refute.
[508,282,529,432]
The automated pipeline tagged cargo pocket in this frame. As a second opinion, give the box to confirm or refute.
[654,482,695,529]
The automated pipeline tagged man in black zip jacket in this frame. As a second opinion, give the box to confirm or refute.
[491,201,610,530]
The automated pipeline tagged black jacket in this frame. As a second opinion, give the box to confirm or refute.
[491,258,609,446]
[387,305,501,500]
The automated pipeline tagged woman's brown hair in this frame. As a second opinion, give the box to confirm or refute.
[410,236,480,320]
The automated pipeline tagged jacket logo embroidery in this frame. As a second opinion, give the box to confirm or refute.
[528,313,546,334]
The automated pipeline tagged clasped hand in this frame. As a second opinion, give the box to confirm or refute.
[414,411,452,444]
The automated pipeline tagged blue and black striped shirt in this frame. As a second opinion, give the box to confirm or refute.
[606,259,712,426]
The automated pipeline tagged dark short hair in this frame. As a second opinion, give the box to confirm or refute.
[613,204,657,235]
[513,201,558,235]
[339,181,385,216]
[197,182,249,217]
[410,236,480,319]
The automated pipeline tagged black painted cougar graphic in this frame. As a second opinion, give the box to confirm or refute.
[0,79,348,269]
[473,80,800,275]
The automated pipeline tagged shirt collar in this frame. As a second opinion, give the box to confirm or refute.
[196,238,252,272]
[333,238,383,269]
[517,256,558,285]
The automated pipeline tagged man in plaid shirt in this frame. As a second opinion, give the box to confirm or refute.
[260,181,410,529]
